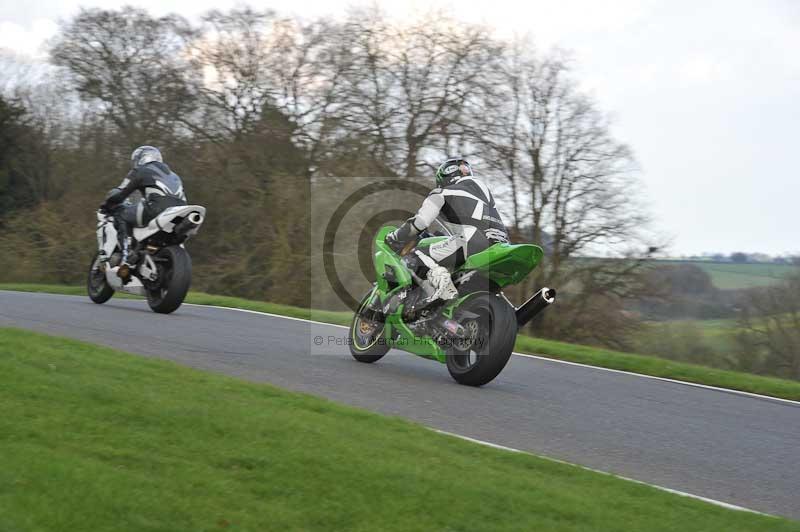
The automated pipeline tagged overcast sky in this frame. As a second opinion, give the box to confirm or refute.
[1,0,798,256]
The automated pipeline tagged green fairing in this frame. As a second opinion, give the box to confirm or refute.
[370,225,543,364]
[458,243,543,287]
[373,226,445,361]
[386,308,445,361]
[374,226,412,295]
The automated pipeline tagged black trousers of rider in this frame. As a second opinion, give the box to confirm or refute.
[112,196,186,260]
[111,202,142,261]
[116,202,141,224]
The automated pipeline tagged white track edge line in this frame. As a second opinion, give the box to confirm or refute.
[187,303,351,327]
[511,351,800,406]
[188,303,800,407]
[433,429,771,517]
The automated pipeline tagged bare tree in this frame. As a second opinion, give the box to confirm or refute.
[186,8,281,141]
[482,48,649,276]
[185,8,354,178]
[49,7,196,147]
[335,9,505,177]
[0,5,670,345]
[474,46,657,346]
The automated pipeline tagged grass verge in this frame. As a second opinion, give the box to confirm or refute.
[0,327,794,531]
[2,283,800,402]
[513,335,800,401]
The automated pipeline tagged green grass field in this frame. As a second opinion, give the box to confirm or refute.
[0,327,795,531]
[654,260,798,290]
[634,317,739,357]
[636,314,795,367]
[3,283,800,401]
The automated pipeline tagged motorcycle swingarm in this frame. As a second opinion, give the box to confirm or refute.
[452,309,480,321]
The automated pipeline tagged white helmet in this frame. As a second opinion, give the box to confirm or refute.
[130,145,163,169]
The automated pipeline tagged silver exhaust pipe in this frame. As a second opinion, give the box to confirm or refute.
[515,287,556,327]
[174,212,204,235]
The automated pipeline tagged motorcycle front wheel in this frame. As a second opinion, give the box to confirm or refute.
[349,289,389,363]
[87,252,115,304]
[446,293,517,386]
[146,245,192,314]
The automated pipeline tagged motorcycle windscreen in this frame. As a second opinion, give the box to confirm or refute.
[459,243,544,287]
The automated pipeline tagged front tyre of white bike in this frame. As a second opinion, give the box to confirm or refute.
[446,293,517,386]
[87,252,115,304]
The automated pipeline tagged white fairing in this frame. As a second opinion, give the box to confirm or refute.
[132,205,206,242]
[97,211,118,259]
[104,265,147,296]
[95,205,205,297]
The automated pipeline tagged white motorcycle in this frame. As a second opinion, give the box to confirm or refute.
[87,203,206,314]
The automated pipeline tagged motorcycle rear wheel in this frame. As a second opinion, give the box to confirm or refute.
[146,245,192,314]
[446,293,517,386]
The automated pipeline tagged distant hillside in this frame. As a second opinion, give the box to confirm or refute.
[651,260,799,290]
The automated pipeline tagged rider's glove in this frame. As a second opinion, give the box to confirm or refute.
[98,203,110,214]
[385,219,422,254]
[385,230,405,253]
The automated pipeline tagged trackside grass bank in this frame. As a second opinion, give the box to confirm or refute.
[513,336,800,401]
[2,283,800,402]
[0,328,795,531]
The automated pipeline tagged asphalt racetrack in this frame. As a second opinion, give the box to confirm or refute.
[2,290,798,518]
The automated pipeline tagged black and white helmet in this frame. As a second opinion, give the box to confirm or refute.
[130,145,163,169]
[435,158,473,187]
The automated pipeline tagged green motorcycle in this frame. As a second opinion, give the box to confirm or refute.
[349,225,556,386]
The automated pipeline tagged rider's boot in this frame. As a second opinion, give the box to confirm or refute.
[426,265,458,301]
